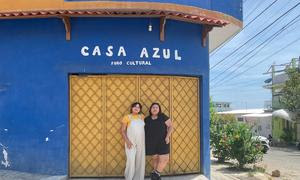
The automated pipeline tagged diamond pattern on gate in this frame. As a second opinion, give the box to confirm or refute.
[70,76,103,177]
[105,76,139,175]
[70,75,200,177]
[171,77,200,174]
[140,76,171,174]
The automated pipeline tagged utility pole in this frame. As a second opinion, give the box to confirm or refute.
[297,56,300,141]
[271,62,275,111]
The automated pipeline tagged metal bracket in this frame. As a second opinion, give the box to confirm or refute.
[160,16,167,42]
[202,25,213,47]
[62,16,71,41]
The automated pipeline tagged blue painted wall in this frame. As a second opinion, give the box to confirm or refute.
[0,17,210,178]
[66,0,243,21]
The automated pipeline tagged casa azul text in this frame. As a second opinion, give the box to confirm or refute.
[81,45,182,61]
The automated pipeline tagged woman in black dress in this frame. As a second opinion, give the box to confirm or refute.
[145,103,173,180]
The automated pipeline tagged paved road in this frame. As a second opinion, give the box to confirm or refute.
[260,146,300,180]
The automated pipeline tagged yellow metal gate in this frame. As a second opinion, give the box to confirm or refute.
[69,75,200,177]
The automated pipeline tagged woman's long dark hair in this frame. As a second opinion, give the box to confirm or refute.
[130,102,143,114]
[149,102,162,116]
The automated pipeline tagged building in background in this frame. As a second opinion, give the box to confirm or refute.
[0,0,243,179]
[242,113,272,137]
[264,100,272,111]
[218,109,272,137]
[212,101,232,112]
[264,58,300,142]
[218,108,265,122]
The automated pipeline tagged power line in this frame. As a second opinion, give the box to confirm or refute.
[211,13,300,84]
[211,1,296,78]
[244,0,264,21]
[211,13,300,87]
[212,32,292,89]
[211,80,264,92]
[211,36,277,87]
[213,35,300,89]
[210,0,278,57]
[210,2,300,70]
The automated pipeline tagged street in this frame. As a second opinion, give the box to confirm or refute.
[260,146,300,180]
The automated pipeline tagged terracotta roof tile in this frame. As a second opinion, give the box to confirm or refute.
[0,10,229,26]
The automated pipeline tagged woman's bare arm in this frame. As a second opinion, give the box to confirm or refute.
[121,123,133,149]
[165,119,173,144]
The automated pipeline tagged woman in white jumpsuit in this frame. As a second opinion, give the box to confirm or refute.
[121,102,145,180]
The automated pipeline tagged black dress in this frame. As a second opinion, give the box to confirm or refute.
[145,113,170,155]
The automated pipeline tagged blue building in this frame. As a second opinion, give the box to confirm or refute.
[0,0,242,179]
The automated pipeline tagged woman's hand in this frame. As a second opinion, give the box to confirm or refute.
[165,137,170,144]
[126,140,134,149]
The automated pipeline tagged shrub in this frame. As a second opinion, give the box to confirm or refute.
[280,127,295,143]
[227,123,263,168]
[210,98,263,167]
[210,122,231,162]
[210,100,232,162]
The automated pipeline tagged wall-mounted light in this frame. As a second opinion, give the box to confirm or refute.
[148,19,152,32]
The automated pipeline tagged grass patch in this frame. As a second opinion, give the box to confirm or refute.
[247,165,266,177]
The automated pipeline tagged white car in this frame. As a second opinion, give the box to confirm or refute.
[253,136,270,153]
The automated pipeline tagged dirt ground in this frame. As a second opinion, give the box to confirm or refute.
[210,157,268,180]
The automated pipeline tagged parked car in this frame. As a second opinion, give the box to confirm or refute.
[253,136,270,153]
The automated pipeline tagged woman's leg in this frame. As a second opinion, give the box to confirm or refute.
[156,154,169,173]
[124,146,136,180]
[152,155,159,170]
[133,143,145,180]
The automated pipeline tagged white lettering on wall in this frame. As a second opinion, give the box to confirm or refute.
[80,45,183,61]
[162,49,170,59]
[140,48,149,58]
[81,46,89,56]
[92,46,101,56]
[152,48,160,59]
[175,50,182,61]
[118,46,127,57]
[106,46,113,57]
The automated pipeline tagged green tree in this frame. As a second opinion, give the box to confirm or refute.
[279,65,300,141]
[280,66,300,115]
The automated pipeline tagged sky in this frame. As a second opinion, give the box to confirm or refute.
[210,0,300,110]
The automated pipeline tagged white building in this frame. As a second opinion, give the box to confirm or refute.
[218,108,272,137]
[242,113,272,137]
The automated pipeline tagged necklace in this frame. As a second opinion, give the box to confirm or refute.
[151,115,158,120]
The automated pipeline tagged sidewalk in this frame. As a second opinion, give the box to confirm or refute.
[0,169,251,180]
[0,159,269,180]
[0,170,209,180]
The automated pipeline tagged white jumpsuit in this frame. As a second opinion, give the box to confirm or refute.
[124,115,145,180]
